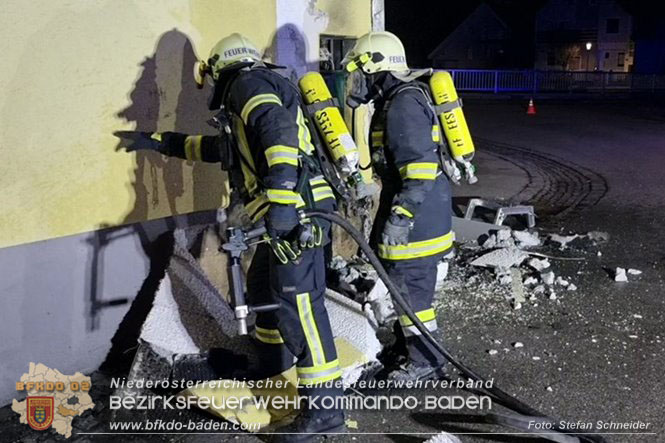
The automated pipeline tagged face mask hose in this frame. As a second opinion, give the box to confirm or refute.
[301,209,606,443]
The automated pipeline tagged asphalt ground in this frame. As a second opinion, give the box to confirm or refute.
[340,99,665,443]
[2,98,664,443]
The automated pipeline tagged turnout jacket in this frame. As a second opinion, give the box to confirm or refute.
[156,67,336,226]
[371,76,453,261]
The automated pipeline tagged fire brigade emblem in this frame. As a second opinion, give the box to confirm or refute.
[27,397,54,431]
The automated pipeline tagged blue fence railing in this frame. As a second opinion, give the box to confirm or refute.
[446,70,665,93]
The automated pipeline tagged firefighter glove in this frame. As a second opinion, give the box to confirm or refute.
[114,131,162,152]
[381,213,412,246]
[297,222,324,250]
[265,234,301,265]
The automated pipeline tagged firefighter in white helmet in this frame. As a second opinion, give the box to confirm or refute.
[343,32,453,381]
[117,33,345,440]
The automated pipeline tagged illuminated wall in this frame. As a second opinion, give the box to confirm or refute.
[0,0,373,407]
[0,0,371,249]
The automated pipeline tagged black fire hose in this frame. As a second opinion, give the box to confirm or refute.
[304,209,606,443]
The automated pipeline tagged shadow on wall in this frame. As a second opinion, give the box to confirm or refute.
[94,25,315,373]
[93,29,227,373]
[268,23,312,83]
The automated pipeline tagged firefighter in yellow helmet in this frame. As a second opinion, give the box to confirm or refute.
[116,33,345,440]
[343,32,453,381]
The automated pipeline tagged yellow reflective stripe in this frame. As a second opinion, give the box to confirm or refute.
[399,162,439,180]
[240,93,282,124]
[296,107,315,154]
[309,176,327,186]
[245,194,270,222]
[255,326,285,344]
[371,130,384,147]
[432,125,441,142]
[312,185,335,202]
[399,308,436,326]
[392,205,414,218]
[297,359,340,374]
[295,194,306,208]
[265,145,299,167]
[402,319,438,337]
[150,132,162,142]
[184,135,203,161]
[266,189,300,205]
[297,361,342,385]
[232,116,258,194]
[378,231,454,260]
[296,292,326,366]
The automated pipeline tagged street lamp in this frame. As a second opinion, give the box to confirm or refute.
[585,42,593,71]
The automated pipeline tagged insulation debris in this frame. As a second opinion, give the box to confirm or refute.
[424,431,463,443]
[513,342,524,348]
[615,267,628,282]
[523,276,538,286]
[512,230,541,247]
[510,268,526,308]
[528,257,550,271]
[470,247,529,269]
[435,261,449,291]
[587,231,610,243]
[628,268,642,275]
[548,233,579,249]
[555,276,569,287]
[541,271,555,285]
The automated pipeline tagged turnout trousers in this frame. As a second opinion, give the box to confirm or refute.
[247,240,342,387]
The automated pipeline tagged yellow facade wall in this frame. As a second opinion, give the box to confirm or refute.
[320,0,372,37]
[0,0,276,248]
[0,0,371,249]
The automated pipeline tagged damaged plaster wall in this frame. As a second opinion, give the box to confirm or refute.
[274,0,373,79]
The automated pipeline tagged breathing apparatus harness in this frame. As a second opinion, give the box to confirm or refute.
[375,79,464,185]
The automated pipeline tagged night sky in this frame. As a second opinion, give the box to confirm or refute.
[385,0,665,70]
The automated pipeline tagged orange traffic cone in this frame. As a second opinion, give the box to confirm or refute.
[527,98,537,115]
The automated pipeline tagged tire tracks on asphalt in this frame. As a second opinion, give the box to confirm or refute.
[476,137,609,219]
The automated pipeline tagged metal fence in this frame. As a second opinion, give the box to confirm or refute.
[446,70,665,93]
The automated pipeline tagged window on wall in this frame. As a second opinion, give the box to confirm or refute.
[618,52,625,67]
[606,18,619,33]
[320,35,357,71]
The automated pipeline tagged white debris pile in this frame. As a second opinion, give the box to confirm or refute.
[431,226,608,311]
[614,267,642,282]
[328,256,377,296]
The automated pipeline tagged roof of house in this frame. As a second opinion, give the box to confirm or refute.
[428,3,509,59]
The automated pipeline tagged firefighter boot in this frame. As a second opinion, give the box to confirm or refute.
[272,384,346,442]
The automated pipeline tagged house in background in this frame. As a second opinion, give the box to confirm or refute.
[534,0,633,71]
[428,3,512,69]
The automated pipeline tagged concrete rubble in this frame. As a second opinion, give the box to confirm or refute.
[424,431,463,443]
[615,267,628,282]
[469,247,529,269]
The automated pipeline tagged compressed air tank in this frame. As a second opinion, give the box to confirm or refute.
[429,71,475,163]
[299,72,359,175]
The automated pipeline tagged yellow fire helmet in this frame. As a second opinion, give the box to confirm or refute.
[342,31,408,74]
[207,33,262,80]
